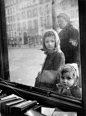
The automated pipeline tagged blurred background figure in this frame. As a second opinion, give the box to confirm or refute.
[57,13,79,65]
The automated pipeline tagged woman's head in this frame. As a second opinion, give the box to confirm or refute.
[57,13,70,29]
[42,29,60,53]
[60,63,79,88]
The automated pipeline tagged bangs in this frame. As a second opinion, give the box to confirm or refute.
[43,31,55,39]
[60,65,77,78]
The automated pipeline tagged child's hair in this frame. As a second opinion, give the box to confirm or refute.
[43,31,56,40]
[60,63,79,80]
[42,29,60,52]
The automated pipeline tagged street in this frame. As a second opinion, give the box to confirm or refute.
[8,46,45,86]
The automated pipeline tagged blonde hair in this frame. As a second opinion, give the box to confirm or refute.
[60,63,79,79]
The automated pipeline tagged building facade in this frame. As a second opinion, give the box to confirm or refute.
[4,0,79,45]
[5,0,52,45]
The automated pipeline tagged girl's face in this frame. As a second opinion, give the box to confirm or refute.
[45,36,55,51]
[60,72,75,88]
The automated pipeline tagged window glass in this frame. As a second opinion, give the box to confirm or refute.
[4,0,81,100]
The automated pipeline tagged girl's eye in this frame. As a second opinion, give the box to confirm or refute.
[61,76,65,79]
[45,41,49,43]
[51,40,55,43]
[61,76,71,80]
[67,77,71,80]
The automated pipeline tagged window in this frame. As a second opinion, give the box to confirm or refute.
[17,23,21,31]
[33,0,35,2]
[34,19,38,29]
[5,0,82,99]
[27,10,31,18]
[22,12,26,19]
[39,7,43,15]
[33,8,37,16]
[46,15,51,28]
[33,19,38,34]
[1,0,86,115]
[28,21,32,29]
[71,0,77,6]
[17,13,21,20]
[40,17,43,27]
[39,0,44,4]
[45,0,50,2]
[46,5,50,14]
[22,22,26,30]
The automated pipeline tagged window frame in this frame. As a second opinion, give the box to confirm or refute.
[0,0,86,116]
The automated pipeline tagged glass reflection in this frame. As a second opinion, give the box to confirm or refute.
[4,0,81,99]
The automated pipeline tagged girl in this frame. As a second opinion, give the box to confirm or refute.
[35,29,65,90]
[42,29,65,71]
[55,63,82,99]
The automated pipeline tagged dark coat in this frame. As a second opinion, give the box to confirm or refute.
[54,83,82,99]
[34,51,65,90]
[42,51,65,71]
[58,23,79,64]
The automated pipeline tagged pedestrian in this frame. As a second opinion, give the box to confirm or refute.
[54,63,82,99]
[34,29,65,90]
[57,13,79,64]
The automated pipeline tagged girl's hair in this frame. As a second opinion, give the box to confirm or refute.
[42,29,61,52]
[43,31,56,39]
[60,63,79,79]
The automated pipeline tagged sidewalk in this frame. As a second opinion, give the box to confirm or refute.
[8,44,42,49]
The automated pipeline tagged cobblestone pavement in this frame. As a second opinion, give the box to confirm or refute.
[8,45,45,86]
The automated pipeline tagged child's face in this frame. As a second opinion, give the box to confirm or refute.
[45,36,55,51]
[60,72,75,88]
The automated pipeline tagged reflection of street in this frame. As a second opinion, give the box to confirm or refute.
[8,46,45,86]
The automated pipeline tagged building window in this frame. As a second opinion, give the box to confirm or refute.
[33,8,37,16]
[71,10,74,18]
[45,0,50,2]
[46,15,51,28]
[28,21,32,29]
[33,0,35,2]
[40,17,43,27]
[44,17,47,28]
[13,7,15,14]
[34,19,38,29]
[17,23,21,31]
[7,25,9,32]
[22,22,26,30]
[33,20,38,34]
[76,9,78,17]
[13,0,16,4]
[71,0,78,6]
[17,13,21,20]
[60,0,68,10]
[27,10,31,18]
[22,12,26,19]
[46,5,50,14]
[39,0,44,4]
[10,8,12,15]
[8,17,10,23]
[39,7,43,15]
[7,8,10,15]
[10,0,13,5]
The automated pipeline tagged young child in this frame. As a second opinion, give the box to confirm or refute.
[55,63,82,99]
[35,29,65,90]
